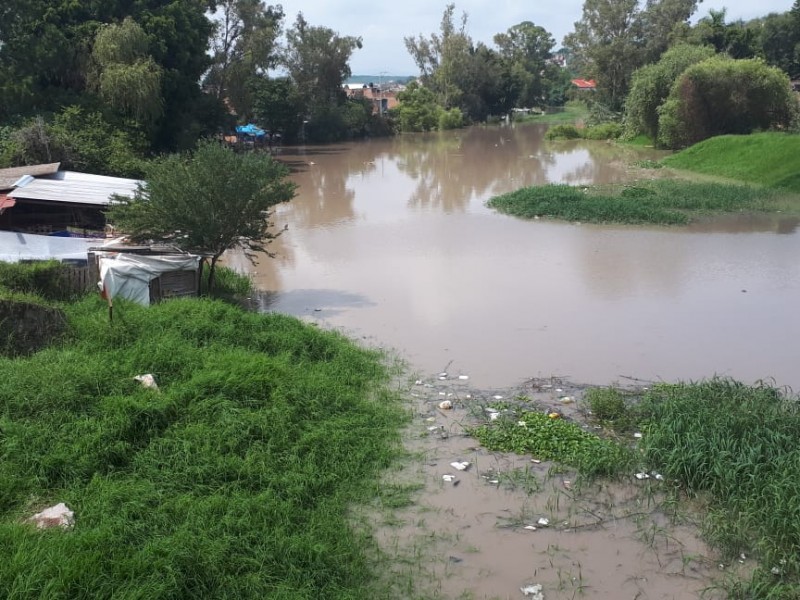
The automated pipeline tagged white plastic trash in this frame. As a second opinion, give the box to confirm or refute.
[520,583,544,599]
[133,374,158,390]
[536,517,550,527]
[442,474,457,483]
[438,400,453,410]
[450,461,470,471]
[29,503,74,529]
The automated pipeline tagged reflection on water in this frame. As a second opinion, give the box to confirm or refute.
[238,124,800,390]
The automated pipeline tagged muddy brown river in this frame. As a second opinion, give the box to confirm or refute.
[231,123,800,392]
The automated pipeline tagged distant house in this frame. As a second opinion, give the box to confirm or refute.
[571,78,597,91]
[0,168,139,237]
[342,82,400,115]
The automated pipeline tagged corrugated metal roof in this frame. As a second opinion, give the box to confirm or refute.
[0,163,61,190]
[8,171,140,206]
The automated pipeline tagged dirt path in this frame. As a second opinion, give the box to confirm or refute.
[369,372,735,599]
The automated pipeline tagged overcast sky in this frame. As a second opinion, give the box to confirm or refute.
[274,0,795,75]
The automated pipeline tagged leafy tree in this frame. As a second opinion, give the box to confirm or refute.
[494,21,555,108]
[755,9,800,78]
[0,107,147,177]
[404,4,473,110]
[624,44,715,140]
[657,57,797,148]
[639,0,699,62]
[206,0,284,120]
[91,18,164,126]
[282,13,362,115]
[0,0,217,151]
[565,0,700,111]
[394,82,450,132]
[564,0,643,111]
[108,139,296,290]
[250,76,303,141]
[686,9,760,59]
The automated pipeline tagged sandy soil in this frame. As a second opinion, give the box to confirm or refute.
[365,373,742,600]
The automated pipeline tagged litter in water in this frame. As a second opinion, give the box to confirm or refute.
[438,400,453,410]
[635,472,650,480]
[536,517,550,527]
[450,461,470,471]
[442,474,457,483]
[520,583,544,598]
[458,375,469,380]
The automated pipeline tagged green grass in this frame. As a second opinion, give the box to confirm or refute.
[639,380,800,597]
[0,296,407,599]
[487,179,789,225]
[470,408,632,478]
[663,132,800,193]
[514,101,589,125]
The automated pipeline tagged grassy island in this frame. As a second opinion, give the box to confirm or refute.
[488,133,800,225]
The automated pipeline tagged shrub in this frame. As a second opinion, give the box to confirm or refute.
[545,124,582,140]
[583,122,623,140]
[624,44,715,141]
[657,57,797,149]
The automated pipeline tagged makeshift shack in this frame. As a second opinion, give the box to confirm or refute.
[89,245,202,306]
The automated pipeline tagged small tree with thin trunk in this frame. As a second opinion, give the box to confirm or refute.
[109,139,296,291]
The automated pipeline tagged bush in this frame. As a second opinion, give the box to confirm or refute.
[624,44,715,141]
[657,57,797,149]
[545,124,582,140]
[438,107,464,130]
[583,122,623,140]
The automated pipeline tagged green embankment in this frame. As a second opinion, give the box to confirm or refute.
[0,296,406,599]
[663,132,800,193]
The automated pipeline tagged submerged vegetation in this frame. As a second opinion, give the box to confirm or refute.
[488,179,788,225]
[469,379,800,597]
[0,296,406,598]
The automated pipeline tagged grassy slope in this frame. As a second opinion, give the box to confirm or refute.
[663,132,800,193]
[0,297,405,599]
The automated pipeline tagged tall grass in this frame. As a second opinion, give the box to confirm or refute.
[0,297,406,598]
[514,101,589,125]
[639,380,800,596]
[487,179,786,225]
[663,133,800,193]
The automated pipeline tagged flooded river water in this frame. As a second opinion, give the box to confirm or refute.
[232,123,800,391]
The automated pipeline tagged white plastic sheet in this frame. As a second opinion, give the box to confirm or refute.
[98,253,200,305]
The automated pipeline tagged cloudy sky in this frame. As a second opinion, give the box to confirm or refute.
[274,0,794,75]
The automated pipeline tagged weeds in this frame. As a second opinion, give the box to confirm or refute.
[470,410,633,478]
[0,296,407,598]
[487,179,788,225]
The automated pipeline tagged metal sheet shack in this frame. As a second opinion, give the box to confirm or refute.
[0,168,139,236]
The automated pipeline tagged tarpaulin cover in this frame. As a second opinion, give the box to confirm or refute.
[235,124,266,138]
[0,230,99,263]
[98,253,200,306]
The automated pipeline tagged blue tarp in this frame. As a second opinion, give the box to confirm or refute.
[235,124,266,138]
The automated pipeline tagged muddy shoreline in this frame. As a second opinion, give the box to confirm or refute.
[367,370,741,599]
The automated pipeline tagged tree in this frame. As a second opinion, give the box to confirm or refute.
[564,0,700,111]
[282,13,362,114]
[206,0,284,119]
[91,18,164,125]
[404,4,473,110]
[624,43,715,140]
[108,140,296,290]
[564,0,643,111]
[494,21,555,108]
[250,76,303,141]
[0,0,217,150]
[657,57,797,148]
